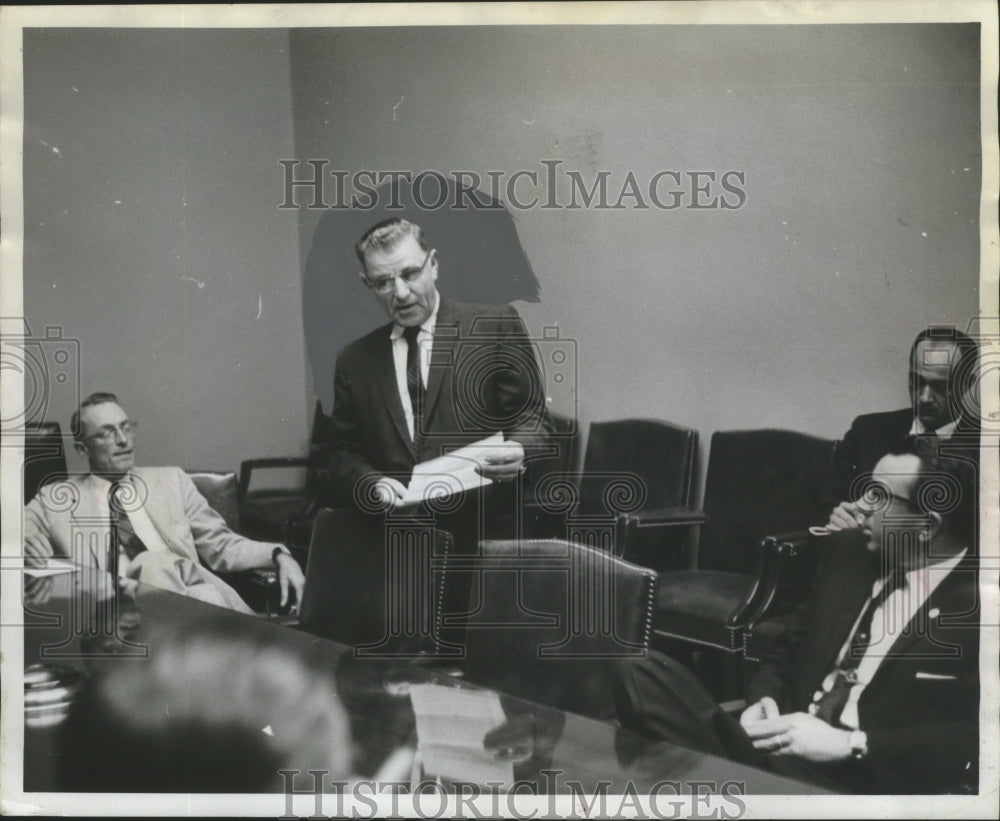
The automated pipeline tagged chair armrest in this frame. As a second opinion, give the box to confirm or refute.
[617,507,707,528]
[615,508,705,569]
[238,457,310,500]
[726,530,820,630]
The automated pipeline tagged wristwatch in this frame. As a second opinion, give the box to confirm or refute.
[271,546,289,567]
[849,730,869,760]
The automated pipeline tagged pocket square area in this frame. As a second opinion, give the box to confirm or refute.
[915,671,958,680]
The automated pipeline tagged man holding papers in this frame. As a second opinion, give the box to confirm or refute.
[328,217,550,523]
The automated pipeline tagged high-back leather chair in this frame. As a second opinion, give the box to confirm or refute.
[652,429,835,692]
[187,470,241,530]
[447,538,658,720]
[525,418,699,564]
[522,411,581,535]
[24,422,68,504]
[299,508,454,658]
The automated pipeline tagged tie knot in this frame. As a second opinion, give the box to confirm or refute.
[402,325,422,345]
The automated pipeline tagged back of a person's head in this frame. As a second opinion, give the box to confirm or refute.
[59,620,352,792]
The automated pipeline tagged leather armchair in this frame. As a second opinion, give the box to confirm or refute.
[527,418,699,566]
[24,421,68,504]
[443,538,658,720]
[238,401,335,555]
[298,508,456,659]
[651,429,835,695]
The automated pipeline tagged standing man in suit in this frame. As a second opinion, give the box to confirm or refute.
[24,392,305,613]
[328,217,549,524]
[824,327,979,532]
[615,439,979,793]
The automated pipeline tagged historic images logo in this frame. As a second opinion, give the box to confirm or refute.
[278,163,747,211]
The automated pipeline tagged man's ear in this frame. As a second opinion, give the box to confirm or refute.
[926,510,944,541]
[73,440,88,459]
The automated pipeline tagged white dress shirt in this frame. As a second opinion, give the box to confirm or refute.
[814,548,967,730]
[909,417,958,438]
[87,472,170,576]
[389,292,440,441]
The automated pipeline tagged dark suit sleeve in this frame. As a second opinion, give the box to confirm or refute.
[744,603,805,709]
[329,350,382,506]
[822,416,864,510]
[495,304,553,450]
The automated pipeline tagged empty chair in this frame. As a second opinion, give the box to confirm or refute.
[299,508,454,658]
[521,411,581,535]
[23,421,68,504]
[445,538,658,720]
[526,418,699,563]
[238,401,335,554]
[651,429,835,694]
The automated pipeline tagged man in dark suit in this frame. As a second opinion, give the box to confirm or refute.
[329,216,549,526]
[824,327,979,532]
[616,439,979,794]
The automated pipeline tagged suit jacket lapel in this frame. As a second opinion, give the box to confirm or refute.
[815,551,881,677]
[372,328,418,461]
[135,469,182,550]
[875,558,977,660]
[423,296,459,430]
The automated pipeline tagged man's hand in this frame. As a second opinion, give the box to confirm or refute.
[373,477,409,509]
[483,712,535,764]
[23,574,54,607]
[739,696,780,730]
[743,711,853,762]
[275,551,305,610]
[475,441,525,483]
[825,500,864,531]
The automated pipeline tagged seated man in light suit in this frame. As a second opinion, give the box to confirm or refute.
[824,327,979,532]
[24,392,305,613]
[616,438,980,794]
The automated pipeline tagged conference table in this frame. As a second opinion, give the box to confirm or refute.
[19,575,821,798]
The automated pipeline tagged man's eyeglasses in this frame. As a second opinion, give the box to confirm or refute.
[364,250,433,295]
[854,486,923,517]
[84,420,138,443]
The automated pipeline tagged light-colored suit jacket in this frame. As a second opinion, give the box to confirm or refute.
[24,467,277,611]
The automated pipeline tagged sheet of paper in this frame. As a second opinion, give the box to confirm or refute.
[18,558,77,578]
[401,431,504,506]
[409,683,513,787]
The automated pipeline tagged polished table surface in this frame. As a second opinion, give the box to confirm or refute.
[20,577,822,796]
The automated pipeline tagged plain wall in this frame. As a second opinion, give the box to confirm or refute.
[21,24,982,492]
[289,24,981,484]
[23,29,309,473]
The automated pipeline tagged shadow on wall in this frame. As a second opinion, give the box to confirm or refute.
[302,173,541,414]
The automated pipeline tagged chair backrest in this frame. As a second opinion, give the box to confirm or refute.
[306,400,336,497]
[187,471,241,531]
[578,418,698,516]
[299,508,452,657]
[522,411,580,504]
[453,538,658,720]
[698,429,835,575]
[24,422,68,504]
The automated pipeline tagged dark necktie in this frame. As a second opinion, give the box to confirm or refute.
[812,570,907,726]
[108,481,149,577]
[403,325,425,441]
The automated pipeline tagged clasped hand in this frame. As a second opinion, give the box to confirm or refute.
[739,698,852,762]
